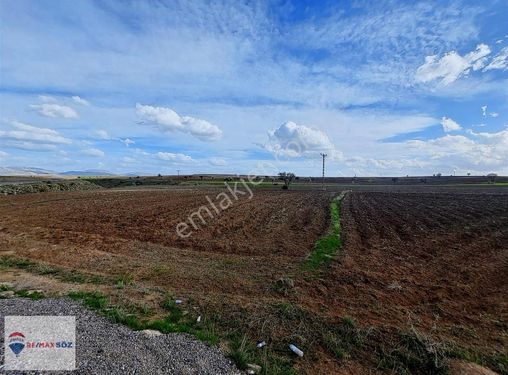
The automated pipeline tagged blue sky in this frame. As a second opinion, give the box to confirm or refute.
[1,0,508,176]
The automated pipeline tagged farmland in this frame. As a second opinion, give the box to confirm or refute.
[1,185,507,374]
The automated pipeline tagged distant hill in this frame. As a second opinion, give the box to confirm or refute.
[61,170,116,176]
[0,167,58,176]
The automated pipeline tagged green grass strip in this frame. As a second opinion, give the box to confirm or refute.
[304,193,345,271]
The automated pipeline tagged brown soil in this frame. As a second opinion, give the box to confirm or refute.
[300,192,508,369]
[1,188,507,374]
[0,189,332,256]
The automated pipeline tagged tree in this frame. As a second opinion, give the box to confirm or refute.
[278,172,296,189]
[487,173,497,184]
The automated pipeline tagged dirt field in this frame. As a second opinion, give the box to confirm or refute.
[1,187,507,374]
[300,192,508,372]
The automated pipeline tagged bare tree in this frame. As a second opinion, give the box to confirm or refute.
[278,172,296,189]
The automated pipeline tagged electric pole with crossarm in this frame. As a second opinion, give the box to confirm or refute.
[320,153,327,190]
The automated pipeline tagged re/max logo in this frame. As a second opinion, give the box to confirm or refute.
[26,341,74,349]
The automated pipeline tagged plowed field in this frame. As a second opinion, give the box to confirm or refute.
[1,187,507,374]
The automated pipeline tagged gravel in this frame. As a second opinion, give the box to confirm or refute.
[0,298,241,375]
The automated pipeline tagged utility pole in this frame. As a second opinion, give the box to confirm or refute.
[320,153,327,190]
[177,169,180,178]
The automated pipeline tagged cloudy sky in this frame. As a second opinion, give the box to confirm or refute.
[1,0,508,176]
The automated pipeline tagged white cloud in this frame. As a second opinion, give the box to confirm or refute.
[264,121,341,159]
[483,47,508,71]
[344,156,430,171]
[209,157,227,166]
[38,95,57,103]
[121,138,135,147]
[0,120,72,148]
[440,117,462,132]
[156,152,193,163]
[94,130,111,140]
[81,148,105,157]
[490,112,499,117]
[481,105,487,116]
[136,104,222,141]
[0,150,8,158]
[406,127,508,169]
[415,44,491,85]
[30,103,78,118]
[72,95,90,106]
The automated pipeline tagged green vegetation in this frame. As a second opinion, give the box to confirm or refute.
[0,256,111,284]
[67,291,220,346]
[304,195,342,271]
[14,289,45,300]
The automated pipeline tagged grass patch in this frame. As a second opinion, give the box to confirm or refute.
[0,256,113,285]
[15,289,45,300]
[67,290,219,346]
[0,284,11,292]
[375,329,449,375]
[68,290,108,309]
[304,195,342,271]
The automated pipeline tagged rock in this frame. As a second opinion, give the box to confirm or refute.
[246,363,262,374]
[0,281,13,289]
[0,290,15,298]
[140,329,162,338]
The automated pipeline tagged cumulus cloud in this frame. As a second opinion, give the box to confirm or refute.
[30,103,78,118]
[483,47,508,71]
[156,152,193,163]
[264,121,341,159]
[490,112,499,117]
[81,148,105,157]
[136,104,222,142]
[0,120,71,152]
[440,117,462,132]
[481,105,487,116]
[72,96,90,106]
[407,127,508,168]
[415,44,491,85]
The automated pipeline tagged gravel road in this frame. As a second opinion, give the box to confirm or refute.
[0,298,241,374]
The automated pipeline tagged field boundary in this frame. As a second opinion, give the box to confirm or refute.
[304,190,350,271]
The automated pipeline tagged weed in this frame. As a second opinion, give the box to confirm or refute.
[15,289,45,300]
[0,284,11,292]
[376,330,448,375]
[304,196,342,271]
[68,290,108,309]
[228,334,256,370]
[341,316,356,328]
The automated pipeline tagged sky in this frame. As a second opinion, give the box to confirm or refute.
[1,0,508,177]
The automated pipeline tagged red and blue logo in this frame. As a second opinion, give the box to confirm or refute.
[8,332,26,357]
